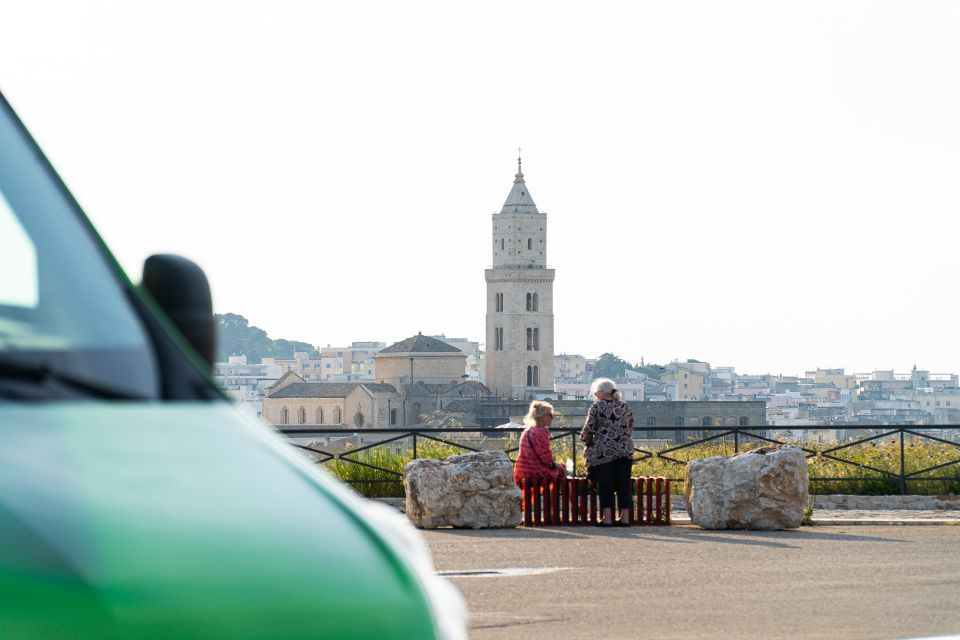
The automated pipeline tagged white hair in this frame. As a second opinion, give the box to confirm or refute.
[590,377,622,401]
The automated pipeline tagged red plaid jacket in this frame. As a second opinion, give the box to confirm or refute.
[513,426,563,487]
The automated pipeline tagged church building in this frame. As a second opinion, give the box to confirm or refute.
[484,157,556,400]
[261,333,488,427]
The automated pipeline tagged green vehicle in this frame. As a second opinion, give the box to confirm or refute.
[0,91,466,639]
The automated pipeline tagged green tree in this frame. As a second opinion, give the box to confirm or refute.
[215,313,319,362]
[595,352,631,378]
[273,339,321,359]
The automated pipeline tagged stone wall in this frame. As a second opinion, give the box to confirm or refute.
[375,354,467,386]
[262,397,346,426]
[478,399,767,437]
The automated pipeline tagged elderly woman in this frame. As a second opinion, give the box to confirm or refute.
[513,400,565,488]
[581,378,634,526]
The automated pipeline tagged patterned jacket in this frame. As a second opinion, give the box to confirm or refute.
[580,399,634,468]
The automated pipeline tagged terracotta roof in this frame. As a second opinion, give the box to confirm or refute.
[379,333,462,354]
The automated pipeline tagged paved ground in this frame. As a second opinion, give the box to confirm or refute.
[423,524,960,640]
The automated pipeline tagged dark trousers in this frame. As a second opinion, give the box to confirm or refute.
[593,458,633,511]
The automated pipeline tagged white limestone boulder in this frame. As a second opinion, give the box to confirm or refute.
[684,446,809,530]
[404,451,522,529]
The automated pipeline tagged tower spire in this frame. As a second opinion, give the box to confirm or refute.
[501,150,538,213]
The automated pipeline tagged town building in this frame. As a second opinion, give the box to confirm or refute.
[554,353,588,381]
[555,378,647,402]
[213,355,283,417]
[433,335,482,381]
[660,360,710,400]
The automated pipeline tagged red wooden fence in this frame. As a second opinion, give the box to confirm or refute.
[521,477,671,527]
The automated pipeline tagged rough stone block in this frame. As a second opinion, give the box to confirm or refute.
[404,451,522,529]
[685,446,809,530]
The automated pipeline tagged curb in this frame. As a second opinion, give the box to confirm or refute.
[809,518,960,526]
[668,516,960,526]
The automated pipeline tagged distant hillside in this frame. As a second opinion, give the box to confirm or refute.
[215,313,319,363]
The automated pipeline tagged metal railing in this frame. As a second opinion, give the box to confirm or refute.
[279,425,960,495]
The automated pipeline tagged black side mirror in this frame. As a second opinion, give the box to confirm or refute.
[141,254,216,369]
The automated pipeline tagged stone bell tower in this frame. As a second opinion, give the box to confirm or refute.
[484,155,555,400]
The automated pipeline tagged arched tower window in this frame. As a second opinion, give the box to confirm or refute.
[316,407,324,424]
[298,407,306,424]
[495,327,503,351]
[501,239,504,250]
[525,292,539,312]
[334,407,342,424]
[280,407,289,424]
[526,328,532,351]
[533,328,539,351]
[495,292,503,312]
[390,408,398,425]
[527,365,539,387]
[527,238,532,250]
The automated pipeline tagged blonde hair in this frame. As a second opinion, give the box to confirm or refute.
[590,377,622,402]
[523,400,555,427]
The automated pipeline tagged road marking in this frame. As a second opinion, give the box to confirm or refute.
[438,567,565,578]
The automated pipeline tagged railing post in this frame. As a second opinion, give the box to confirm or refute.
[655,477,664,525]
[412,433,418,460]
[567,478,576,525]
[578,479,588,525]
[636,477,644,525]
[523,479,532,526]
[900,429,906,495]
[533,479,542,525]
[645,478,654,525]
[734,430,740,454]
[664,478,672,525]
[546,480,555,525]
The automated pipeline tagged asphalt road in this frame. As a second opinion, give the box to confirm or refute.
[423,525,960,640]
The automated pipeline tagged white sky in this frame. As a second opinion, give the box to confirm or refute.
[1,1,958,376]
